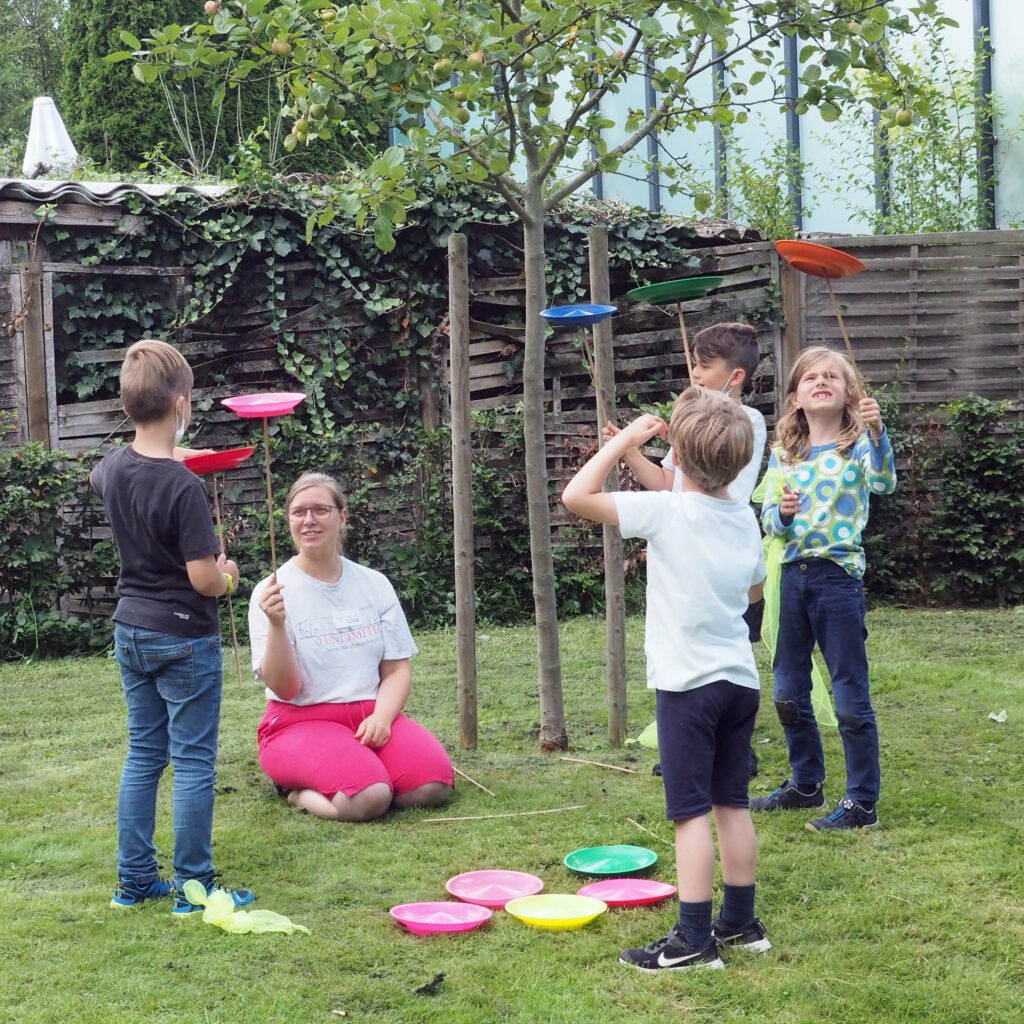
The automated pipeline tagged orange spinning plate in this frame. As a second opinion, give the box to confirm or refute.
[774,240,865,280]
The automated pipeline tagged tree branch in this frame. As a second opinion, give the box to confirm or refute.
[538,28,644,182]
[544,31,710,211]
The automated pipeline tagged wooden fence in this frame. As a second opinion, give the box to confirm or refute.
[4,205,1023,621]
[780,230,1024,416]
[460,239,781,535]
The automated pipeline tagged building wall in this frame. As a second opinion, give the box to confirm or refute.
[595,0,1021,231]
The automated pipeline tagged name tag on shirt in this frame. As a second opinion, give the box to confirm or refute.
[332,608,368,631]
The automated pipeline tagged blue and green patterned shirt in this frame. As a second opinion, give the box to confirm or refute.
[760,430,896,579]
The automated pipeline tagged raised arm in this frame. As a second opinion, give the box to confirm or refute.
[251,579,302,701]
[858,397,897,494]
[564,414,668,525]
[602,420,672,491]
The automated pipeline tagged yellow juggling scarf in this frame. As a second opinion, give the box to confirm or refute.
[752,466,837,728]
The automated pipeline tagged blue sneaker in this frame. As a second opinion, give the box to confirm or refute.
[171,880,256,916]
[806,797,878,832]
[110,876,172,908]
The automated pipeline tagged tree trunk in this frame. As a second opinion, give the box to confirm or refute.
[521,193,567,751]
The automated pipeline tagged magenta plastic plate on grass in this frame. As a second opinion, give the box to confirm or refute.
[182,446,256,475]
[563,844,657,876]
[221,392,306,418]
[445,870,545,909]
[575,878,676,908]
[389,901,492,936]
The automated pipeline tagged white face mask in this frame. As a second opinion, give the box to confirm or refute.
[173,399,187,446]
[720,373,737,395]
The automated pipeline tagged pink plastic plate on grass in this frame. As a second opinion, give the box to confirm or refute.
[389,901,492,936]
[575,877,677,908]
[221,392,306,418]
[445,870,545,909]
[182,446,256,475]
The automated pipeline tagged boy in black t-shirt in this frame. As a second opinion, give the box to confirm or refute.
[91,339,255,915]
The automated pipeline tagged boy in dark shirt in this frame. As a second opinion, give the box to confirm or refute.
[91,339,255,915]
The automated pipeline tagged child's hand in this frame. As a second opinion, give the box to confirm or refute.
[601,420,621,445]
[860,397,883,437]
[780,485,802,519]
[259,579,287,627]
[216,552,240,588]
[619,413,668,448]
[173,446,215,461]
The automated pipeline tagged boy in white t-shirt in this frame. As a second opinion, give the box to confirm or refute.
[604,321,768,777]
[564,387,769,971]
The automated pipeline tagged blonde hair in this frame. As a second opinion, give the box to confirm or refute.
[775,346,864,464]
[286,473,348,549]
[668,387,754,492]
[120,339,193,424]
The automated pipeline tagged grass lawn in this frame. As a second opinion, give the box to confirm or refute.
[2,608,1023,1023]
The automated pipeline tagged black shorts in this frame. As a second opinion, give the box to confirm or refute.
[743,598,765,643]
[656,680,760,820]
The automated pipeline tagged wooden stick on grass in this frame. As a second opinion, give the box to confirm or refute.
[452,765,496,797]
[560,756,636,774]
[422,805,584,824]
[627,817,674,847]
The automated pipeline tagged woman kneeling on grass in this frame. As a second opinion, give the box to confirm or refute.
[248,473,454,821]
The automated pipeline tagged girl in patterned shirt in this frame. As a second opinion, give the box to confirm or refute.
[751,347,896,830]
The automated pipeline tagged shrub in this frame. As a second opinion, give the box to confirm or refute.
[0,443,113,660]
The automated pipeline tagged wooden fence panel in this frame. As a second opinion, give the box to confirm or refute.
[0,240,24,445]
[799,232,1024,415]
[461,239,780,539]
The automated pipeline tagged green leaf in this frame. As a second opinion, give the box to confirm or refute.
[119,30,142,50]
[132,63,159,84]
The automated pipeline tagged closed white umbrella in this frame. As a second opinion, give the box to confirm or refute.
[22,96,78,178]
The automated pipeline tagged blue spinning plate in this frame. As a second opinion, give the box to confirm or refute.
[540,304,617,329]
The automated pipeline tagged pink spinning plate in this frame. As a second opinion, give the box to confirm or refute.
[221,392,306,418]
[575,878,677,908]
[182,446,256,475]
[389,901,492,936]
[445,870,545,909]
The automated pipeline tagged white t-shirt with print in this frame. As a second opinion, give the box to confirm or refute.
[661,404,767,503]
[614,490,766,693]
[249,556,418,705]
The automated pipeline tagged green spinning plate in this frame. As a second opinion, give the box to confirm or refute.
[563,844,658,876]
[626,275,724,305]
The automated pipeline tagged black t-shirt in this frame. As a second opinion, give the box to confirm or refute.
[91,445,220,637]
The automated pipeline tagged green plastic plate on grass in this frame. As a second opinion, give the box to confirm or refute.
[563,844,658,876]
[626,275,724,304]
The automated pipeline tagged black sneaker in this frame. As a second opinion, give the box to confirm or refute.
[750,778,827,812]
[712,916,772,952]
[652,762,663,778]
[805,797,878,832]
[619,925,725,972]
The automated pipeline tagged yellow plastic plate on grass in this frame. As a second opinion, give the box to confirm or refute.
[504,893,608,931]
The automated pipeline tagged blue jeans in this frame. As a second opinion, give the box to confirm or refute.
[772,560,880,804]
[113,623,222,888]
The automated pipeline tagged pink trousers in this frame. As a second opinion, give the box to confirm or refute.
[257,699,454,799]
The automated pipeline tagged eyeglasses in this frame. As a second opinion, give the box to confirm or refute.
[287,505,340,522]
